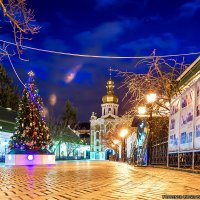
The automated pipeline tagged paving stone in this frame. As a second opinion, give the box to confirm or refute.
[0,161,200,199]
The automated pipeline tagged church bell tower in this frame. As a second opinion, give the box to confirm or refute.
[101,67,119,116]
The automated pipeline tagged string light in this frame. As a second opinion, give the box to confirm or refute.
[1,39,200,59]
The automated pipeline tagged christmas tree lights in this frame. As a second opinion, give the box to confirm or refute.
[9,71,52,152]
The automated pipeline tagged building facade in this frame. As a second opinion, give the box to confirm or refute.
[0,107,17,161]
[51,126,90,160]
[168,56,200,169]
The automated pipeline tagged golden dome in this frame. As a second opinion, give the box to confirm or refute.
[107,79,114,85]
[102,94,118,104]
[102,79,118,104]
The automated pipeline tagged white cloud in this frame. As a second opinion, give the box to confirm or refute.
[121,33,179,54]
[75,19,138,49]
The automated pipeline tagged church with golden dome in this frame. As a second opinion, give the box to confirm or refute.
[90,69,120,160]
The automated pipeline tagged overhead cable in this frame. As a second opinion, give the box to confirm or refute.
[1,39,200,59]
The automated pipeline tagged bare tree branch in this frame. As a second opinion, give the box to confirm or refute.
[117,51,188,116]
[0,0,40,59]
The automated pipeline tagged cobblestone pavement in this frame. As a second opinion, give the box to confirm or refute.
[0,161,200,200]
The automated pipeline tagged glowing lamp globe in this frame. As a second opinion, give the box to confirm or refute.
[27,155,34,161]
[146,93,157,103]
[120,129,128,138]
[138,106,146,115]
[114,139,120,145]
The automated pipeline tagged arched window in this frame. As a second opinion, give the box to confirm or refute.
[114,109,116,115]
[108,108,111,113]
[96,132,99,139]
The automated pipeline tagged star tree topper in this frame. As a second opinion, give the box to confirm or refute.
[28,71,35,77]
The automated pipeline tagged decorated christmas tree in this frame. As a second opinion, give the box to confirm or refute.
[9,71,52,152]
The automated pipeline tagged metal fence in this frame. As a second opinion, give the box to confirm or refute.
[151,137,168,165]
[168,151,200,169]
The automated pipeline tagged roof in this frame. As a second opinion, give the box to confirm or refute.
[102,94,118,104]
[0,107,17,122]
[177,56,200,88]
[102,78,118,104]
[62,126,80,142]
[101,113,119,120]
[104,115,116,120]
[0,106,17,133]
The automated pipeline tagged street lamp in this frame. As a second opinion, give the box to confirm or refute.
[146,92,157,126]
[135,93,157,166]
[120,129,128,138]
[113,139,120,145]
[146,92,157,121]
[112,140,120,161]
[146,93,157,103]
[146,92,157,165]
[120,129,128,162]
[138,106,146,115]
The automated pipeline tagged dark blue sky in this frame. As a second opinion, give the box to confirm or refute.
[1,0,200,121]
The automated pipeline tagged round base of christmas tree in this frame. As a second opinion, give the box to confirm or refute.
[5,149,55,166]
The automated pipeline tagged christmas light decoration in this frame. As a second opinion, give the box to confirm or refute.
[8,155,12,160]
[9,71,52,152]
[27,155,33,161]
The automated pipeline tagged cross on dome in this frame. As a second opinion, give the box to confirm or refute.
[109,67,112,80]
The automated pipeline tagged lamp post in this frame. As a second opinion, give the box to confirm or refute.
[146,93,157,139]
[146,93,157,165]
[120,129,128,162]
[137,93,157,165]
[112,140,120,161]
[138,106,146,115]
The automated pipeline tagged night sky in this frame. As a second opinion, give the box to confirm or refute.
[1,0,200,122]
